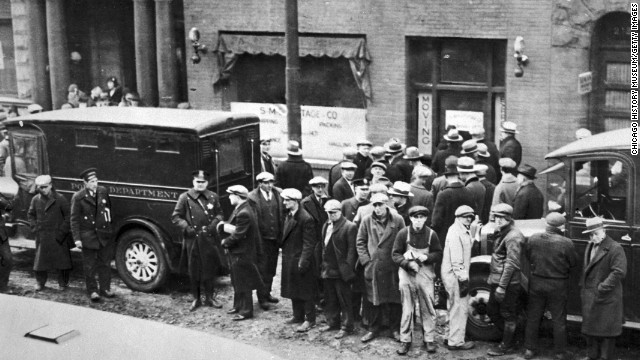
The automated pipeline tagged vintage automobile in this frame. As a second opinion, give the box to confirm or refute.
[464,127,639,340]
[1,107,261,292]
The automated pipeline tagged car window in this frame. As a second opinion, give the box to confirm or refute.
[572,158,628,221]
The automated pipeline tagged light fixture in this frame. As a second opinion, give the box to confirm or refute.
[188,27,207,64]
[513,36,529,78]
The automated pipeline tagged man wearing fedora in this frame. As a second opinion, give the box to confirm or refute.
[333,161,358,202]
[70,168,114,302]
[431,155,458,202]
[499,121,522,167]
[492,157,519,207]
[579,217,627,360]
[341,178,370,222]
[276,140,314,197]
[172,170,225,311]
[458,157,486,220]
[354,140,373,180]
[388,181,415,226]
[460,140,479,161]
[386,140,412,183]
[329,148,358,197]
[432,128,464,176]
[513,164,544,220]
[476,143,498,184]
[259,138,277,177]
[523,212,577,360]
[431,159,475,244]
[471,128,500,178]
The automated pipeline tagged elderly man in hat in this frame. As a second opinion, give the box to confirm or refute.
[386,140,412,183]
[392,205,442,355]
[486,203,525,356]
[432,129,464,176]
[579,217,627,360]
[276,140,314,197]
[341,178,370,222]
[329,148,357,197]
[513,164,544,220]
[280,188,318,332]
[523,212,577,360]
[492,157,519,207]
[476,143,498,184]
[354,140,373,180]
[476,164,496,224]
[247,171,284,308]
[442,205,477,351]
[259,138,277,176]
[70,168,114,302]
[319,199,358,339]
[333,161,357,202]
[357,193,405,343]
[172,170,224,311]
[106,76,123,106]
[458,157,486,218]
[499,122,522,167]
[431,160,474,243]
[28,175,72,291]
[221,185,264,321]
[388,181,414,226]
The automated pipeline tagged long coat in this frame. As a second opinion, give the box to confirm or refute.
[354,152,373,180]
[275,155,314,197]
[341,197,369,222]
[70,186,113,249]
[320,216,357,281]
[386,155,412,183]
[465,175,486,216]
[479,179,496,224]
[432,144,462,175]
[221,201,264,292]
[580,235,627,337]
[28,190,72,271]
[301,194,327,275]
[478,139,501,180]
[499,135,522,166]
[431,182,475,243]
[356,209,405,305]
[171,189,224,280]
[280,207,318,300]
[332,177,354,202]
[512,182,544,220]
[492,173,519,207]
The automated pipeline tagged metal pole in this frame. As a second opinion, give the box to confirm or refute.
[285,0,302,146]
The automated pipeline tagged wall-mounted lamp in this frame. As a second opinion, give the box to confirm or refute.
[188,27,207,64]
[513,36,529,78]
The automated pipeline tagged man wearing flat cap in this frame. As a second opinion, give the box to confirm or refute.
[259,138,277,177]
[486,203,525,356]
[276,140,314,197]
[70,168,114,302]
[29,175,72,291]
[431,160,474,245]
[513,164,543,220]
[492,157,519,207]
[392,205,442,355]
[301,176,329,308]
[172,170,224,311]
[341,178,370,222]
[319,199,358,339]
[333,161,357,202]
[354,140,373,180]
[579,217,627,360]
[248,171,283,308]
[221,185,264,321]
[280,188,318,332]
[329,148,357,197]
[388,181,414,226]
[524,212,577,360]
[385,140,412,183]
[368,161,387,184]
[499,122,522,167]
[432,129,464,176]
[364,146,389,180]
[441,205,477,351]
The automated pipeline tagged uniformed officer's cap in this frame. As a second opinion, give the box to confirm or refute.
[370,161,387,171]
[491,203,513,218]
[352,178,369,189]
[309,176,328,186]
[324,199,342,213]
[226,185,248,198]
[408,206,429,217]
[455,205,475,217]
[498,157,516,169]
[256,172,275,182]
[340,161,357,170]
[80,168,98,182]
[281,188,302,200]
[35,175,52,186]
[192,170,210,182]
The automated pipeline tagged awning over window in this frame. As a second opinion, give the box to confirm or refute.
[213,33,372,103]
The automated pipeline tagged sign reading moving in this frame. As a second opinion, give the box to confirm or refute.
[230,102,366,161]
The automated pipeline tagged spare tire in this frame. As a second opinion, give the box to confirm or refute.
[466,272,502,341]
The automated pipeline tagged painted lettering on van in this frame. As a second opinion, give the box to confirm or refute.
[69,182,181,201]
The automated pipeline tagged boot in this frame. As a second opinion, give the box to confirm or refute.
[204,294,223,309]
[488,321,516,356]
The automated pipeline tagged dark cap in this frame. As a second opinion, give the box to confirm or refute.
[517,164,537,179]
[352,178,369,189]
[192,170,210,181]
[80,168,98,182]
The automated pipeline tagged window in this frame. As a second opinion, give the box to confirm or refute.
[217,136,244,176]
[155,133,180,154]
[114,131,137,151]
[572,158,628,222]
[11,133,41,176]
[75,129,99,148]
[0,10,17,95]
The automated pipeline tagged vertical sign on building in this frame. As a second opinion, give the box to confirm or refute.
[578,71,593,94]
[418,92,432,155]
[0,41,4,70]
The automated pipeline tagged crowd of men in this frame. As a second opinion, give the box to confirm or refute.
[0,121,627,360]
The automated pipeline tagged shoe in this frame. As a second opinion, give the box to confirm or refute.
[35,284,44,292]
[101,290,116,298]
[204,297,223,309]
[391,330,401,342]
[320,325,339,332]
[266,294,279,303]
[524,349,536,359]
[259,301,271,311]
[90,292,101,302]
[425,342,437,353]
[448,341,475,350]
[227,308,239,314]
[232,314,251,321]
[189,299,202,312]
[285,317,304,325]
[488,343,515,356]
[296,321,315,332]
[397,342,411,356]
[334,329,350,339]
[360,331,377,343]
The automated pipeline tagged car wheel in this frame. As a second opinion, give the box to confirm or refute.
[466,273,502,341]
[115,229,169,292]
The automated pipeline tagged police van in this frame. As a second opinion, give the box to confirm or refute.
[1,107,260,292]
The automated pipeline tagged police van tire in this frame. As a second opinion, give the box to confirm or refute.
[465,273,502,341]
[115,229,169,292]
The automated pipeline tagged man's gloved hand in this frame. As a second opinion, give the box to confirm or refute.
[408,261,420,274]
[495,286,506,303]
[458,279,470,297]
[185,226,196,237]
[417,254,429,263]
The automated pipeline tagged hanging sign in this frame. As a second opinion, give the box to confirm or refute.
[417,92,433,156]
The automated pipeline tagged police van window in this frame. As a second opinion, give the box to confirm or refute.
[218,136,245,176]
[114,131,138,151]
[155,134,179,154]
[75,129,99,148]
[11,133,41,176]
[572,158,628,221]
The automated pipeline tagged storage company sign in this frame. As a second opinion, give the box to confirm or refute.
[231,102,366,161]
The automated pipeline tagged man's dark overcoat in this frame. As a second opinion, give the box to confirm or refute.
[386,156,412,183]
[70,186,113,249]
[332,176,354,202]
[280,207,318,301]
[499,135,522,166]
[275,154,314,197]
[301,194,327,275]
[465,176,486,216]
[29,190,72,271]
[354,152,373,180]
[320,216,358,281]
[479,178,496,224]
[430,182,475,242]
[340,197,369,222]
[513,182,544,220]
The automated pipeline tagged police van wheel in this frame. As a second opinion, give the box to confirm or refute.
[115,229,169,292]
[466,273,502,341]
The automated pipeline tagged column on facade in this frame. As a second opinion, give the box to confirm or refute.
[45,0,70,109]
[133,0,158,107]
[155,0,178,108]
[25,0,51,110]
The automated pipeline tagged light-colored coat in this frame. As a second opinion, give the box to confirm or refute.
[441,219,473,285]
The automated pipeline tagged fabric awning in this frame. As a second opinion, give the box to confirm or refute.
[213,33,372,103]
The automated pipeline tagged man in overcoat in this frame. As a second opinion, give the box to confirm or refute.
[432,129,464,176]
[513,164,544,220]
[431,164,475,243]
[259,138,277,177]
[476,165,496,224]
[499,121,522,167]
[492,157,519,207]
[301,176,329,308]
[385,140,412,183]
[319,200,358,339]
[221,185,264,321]
[70,168,114,302]
[275,141,314,197]
[340,178,370,221]
[458,156,486,217]
[171,170,224,311]
[328,148,357,197]
[280,188,318,332]
[580,217,627,360]
[357,193,405,343]
[354,140,373,180]
[333,161,357,202]
[28,175,72,291]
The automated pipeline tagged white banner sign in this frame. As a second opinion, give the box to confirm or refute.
[0,41,4,70]
[578,71,592,95]
[230,102,366,160]
[445,110,484,134]
[417,92,433,156]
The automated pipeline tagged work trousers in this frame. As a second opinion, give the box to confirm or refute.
[524,277,568,354]
[292,298,316,323]
[367,303,402,334]
[399,267,436,343]
[35,269,70,288]
[234,290,254,318]
[585,335,616,360]
[190,278,215,300]
[0,240,12,290]
[81,243,114,295]
[258,239,279,301]
[487,283,521,347]
[323,278,354,331]
[443,275,469,347]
